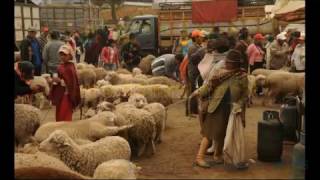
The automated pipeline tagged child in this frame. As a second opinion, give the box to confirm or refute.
[100,39,120,70]
[50,44,80,122]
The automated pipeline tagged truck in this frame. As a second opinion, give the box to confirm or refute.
[124,0,278,56]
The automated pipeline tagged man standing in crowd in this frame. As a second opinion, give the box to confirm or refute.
[247,33,265,73]
[151,53,184,81]
[20,26,42,76]
[269,32,290,70]
[42,31,64,75]
[290,32,305,72]
[121,33,141,71]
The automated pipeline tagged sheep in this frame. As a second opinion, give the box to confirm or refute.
[15,167,89,179]
[39,130,131,176]
[132,67,143,76]
[80,87,104,108]
[128,93,148,108]
[96,101,116,113]
[143,103,167,143]
[100,84,173,106]
[138,54,156,75]
[15,152,71,171]
[135,84,173,106]
[30,76,50,96]
[251,68,287,77]
[15,104,41,147]
[116,68,132,74]
[96,79,110,88]
[115,104,156,157]
[247,75,257,107]
[34,112,131,143]
[146,76,181,87]
[256,72,305,106]
[127,93,166,143]
[105,71,146,85]
[77,68,97,88]
[93,67,108,80]
[93,159,141,179]
[76,62,88,70]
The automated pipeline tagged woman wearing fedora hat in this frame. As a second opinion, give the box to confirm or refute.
[190,49,248,167]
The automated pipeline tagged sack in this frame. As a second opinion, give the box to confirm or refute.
[223,103,248,168]
[198,53,214,80]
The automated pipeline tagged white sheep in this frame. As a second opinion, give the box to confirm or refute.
[15,152,71,171]
[138,54,156,75]
[96,79,110,88]
[128,93,148,108]
[15,166,89,179]
[128,93,166,143]
[80,87,104,119]
[132,67,143,76]
[146,76,181,87]
[251,68,287,77]
[39,130,131,176]
[143,103,167,144]
[15,104,41,147]
[34,111,131,143]
[100,84,173,106]
[30,76,50,96]
[115,104,156,157]
[77,69,97,89]
[93,159,141,179]
[256,72,305,106]
[93,67,108,81]
[105,71,146,85]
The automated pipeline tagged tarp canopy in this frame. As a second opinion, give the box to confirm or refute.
[275,0,305,15]
[191,0,238,23]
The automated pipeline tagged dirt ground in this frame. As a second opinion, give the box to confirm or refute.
[39,96,294,179]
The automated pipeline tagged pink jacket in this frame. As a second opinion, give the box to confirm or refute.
[247,44,264,65]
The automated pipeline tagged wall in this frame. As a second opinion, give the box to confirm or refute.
[100,4,157,23]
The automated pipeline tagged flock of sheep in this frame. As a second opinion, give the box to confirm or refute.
[14,55,305,179]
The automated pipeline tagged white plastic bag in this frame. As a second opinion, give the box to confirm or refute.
[223,103,248,168]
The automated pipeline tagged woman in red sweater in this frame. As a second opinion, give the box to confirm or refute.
[100,39,120,71]
[50,44,80,122]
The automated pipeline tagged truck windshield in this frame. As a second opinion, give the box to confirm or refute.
[128,19,152,34]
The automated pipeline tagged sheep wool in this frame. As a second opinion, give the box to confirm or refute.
[143,103,167,143]
[128,93,148,108]
[77,69,97,89]
[15,104,41,147]
[93,159,140,179]
[35,111,123,142]
[15,166,89,180]
[15,152,71,171]
[30,76,50,96]
[115,105,156,157]
[138,54,156,75]
[93,67,108,81]
[39,130,131,176]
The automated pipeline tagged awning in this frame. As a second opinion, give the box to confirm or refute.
[275,0,305,15]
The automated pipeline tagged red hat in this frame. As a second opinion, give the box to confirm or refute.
[42,27,49,32]
[254,33,265,40]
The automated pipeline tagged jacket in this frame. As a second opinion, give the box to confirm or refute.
[269,40,289,70]
[198,71,248,113]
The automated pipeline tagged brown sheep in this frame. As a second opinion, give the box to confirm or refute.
[138,54,156,74]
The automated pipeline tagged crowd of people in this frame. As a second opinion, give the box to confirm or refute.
[14,23,305,169]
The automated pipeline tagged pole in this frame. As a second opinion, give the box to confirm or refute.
[89,0,92,31]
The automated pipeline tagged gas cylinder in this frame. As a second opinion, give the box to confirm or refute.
[258,110,284,162]
[280,96,300,142]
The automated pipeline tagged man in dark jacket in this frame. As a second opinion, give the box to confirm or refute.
[20,26,42,75]
[121,33,141,71]
[15,61,44,98]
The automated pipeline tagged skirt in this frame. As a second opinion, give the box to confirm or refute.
[56,94,73,122]
[201,89,231,140]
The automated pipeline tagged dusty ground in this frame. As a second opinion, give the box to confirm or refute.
[39,96,294,179]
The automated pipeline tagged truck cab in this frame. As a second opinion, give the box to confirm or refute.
[126,15,159,56]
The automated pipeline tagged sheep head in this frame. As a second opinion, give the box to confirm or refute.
[132,67,142,77]
[39,130,77,154]
[255,74,267,88]
[97,101,116,112]
[128,93,148,108]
